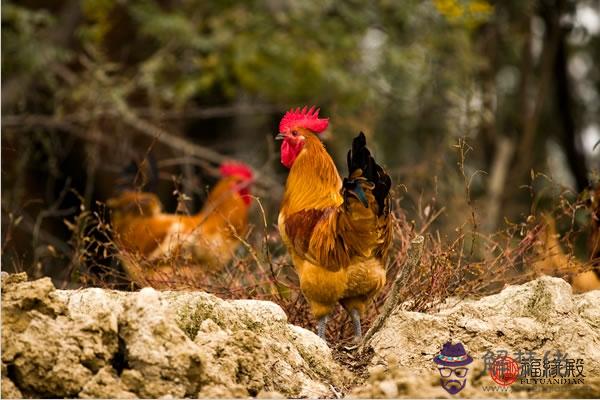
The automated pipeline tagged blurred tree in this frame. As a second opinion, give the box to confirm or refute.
[2,0,599,282]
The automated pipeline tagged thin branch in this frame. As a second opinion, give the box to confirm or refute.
[117,108,281,190]
[361,235,424,351]
[1,114,137,159]
[116,104,226,165]
[419,207,446,235]
[134,104,280,120]
[32,178,75,254]
[8,211,73,257]
[2,112,280,190]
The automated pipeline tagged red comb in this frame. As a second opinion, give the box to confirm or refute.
[219,162,254,181]
[279,106,329,134]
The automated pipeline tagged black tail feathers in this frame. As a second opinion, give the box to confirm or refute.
[343,132,391,215]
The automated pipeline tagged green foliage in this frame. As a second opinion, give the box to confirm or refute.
[1,4,71,100]
[2,0,492,127]
[125,1,376,106]
[67,0,488,117]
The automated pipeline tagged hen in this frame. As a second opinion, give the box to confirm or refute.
[108,161,253,288]
[276,106,392,341]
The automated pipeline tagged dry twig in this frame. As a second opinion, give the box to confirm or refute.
[361,234,424,351]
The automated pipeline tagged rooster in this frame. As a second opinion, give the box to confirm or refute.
[107,161,254,288]
[276,106,392,342]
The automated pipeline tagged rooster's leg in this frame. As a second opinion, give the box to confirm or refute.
[350,309,362,342]
[317,315,329,339]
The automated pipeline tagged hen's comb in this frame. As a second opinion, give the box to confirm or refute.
[219,161,254,181]
[279,106,329,134]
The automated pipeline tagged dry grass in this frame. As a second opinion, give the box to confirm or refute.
[3,139,598,344]
[55,181,596,345]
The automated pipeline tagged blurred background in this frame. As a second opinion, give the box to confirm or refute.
[2,0,599,320]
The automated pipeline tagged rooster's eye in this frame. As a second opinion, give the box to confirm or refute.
[292,130,298,137]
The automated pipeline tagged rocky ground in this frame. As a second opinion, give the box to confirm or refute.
[2,272,599,398]
[355,276,600,398]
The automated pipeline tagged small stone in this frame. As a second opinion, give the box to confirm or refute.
[256,389,286,398]
[378,379,398,398]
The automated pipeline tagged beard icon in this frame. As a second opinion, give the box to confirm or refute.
[441,378,467,395]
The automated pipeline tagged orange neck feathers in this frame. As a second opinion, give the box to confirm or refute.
[194,177,249,231]
[203,178,247,210]
[281,133,342,215]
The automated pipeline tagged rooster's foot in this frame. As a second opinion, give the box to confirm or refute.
[317,315,329,340]
[350,309,362,343]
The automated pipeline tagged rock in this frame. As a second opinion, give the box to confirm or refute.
[356,276,600,398]
[1,274,348,398]
[79,367,137,399]
[117,287,204,398]
[349,361,442,399]
[256,389,286,398]
[1,375,23,399]
[378,379,399,397]
[1,271,26,286]
[196,383,249,398]
[1,276,117,397]
[3,273,598,398]
[168,290,347,398]
[2,362,23,399]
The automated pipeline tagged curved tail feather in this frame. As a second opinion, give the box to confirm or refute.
[343,132,391,217]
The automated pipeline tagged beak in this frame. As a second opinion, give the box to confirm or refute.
[275,133,286,140]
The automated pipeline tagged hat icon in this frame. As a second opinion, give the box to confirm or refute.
[433,341,474,367]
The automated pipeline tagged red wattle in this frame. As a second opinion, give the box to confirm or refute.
[281,139,303,168]
[239,187,252,206]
